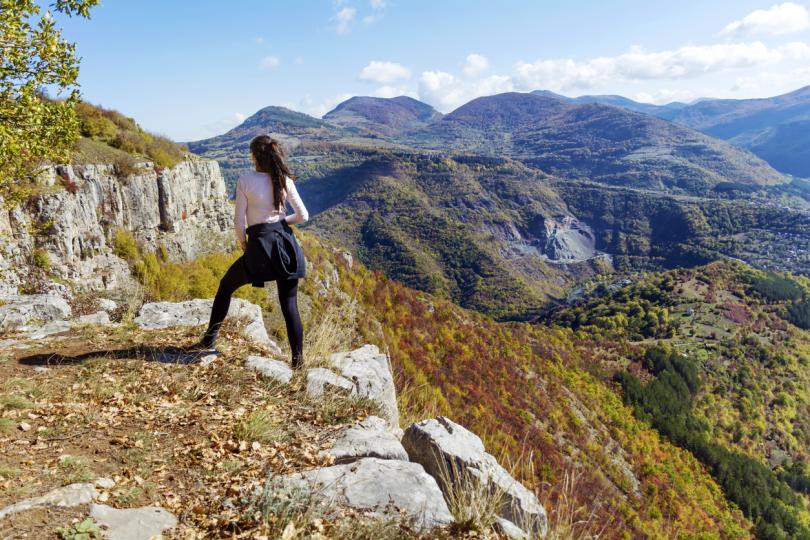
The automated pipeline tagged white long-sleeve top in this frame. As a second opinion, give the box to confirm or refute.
[234,171,309,246]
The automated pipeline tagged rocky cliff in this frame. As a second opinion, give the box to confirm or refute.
[0,159,232,295]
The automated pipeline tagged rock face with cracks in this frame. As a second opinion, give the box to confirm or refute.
[328,344,401,430]
[327,416,409,463]
[90,504,178,540]
[279,458,454,530]
[0,160,231,294]
[402,416,548,538]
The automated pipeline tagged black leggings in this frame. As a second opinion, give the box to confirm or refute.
[203,257,303,363]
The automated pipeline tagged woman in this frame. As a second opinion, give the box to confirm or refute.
[199,135,309,367]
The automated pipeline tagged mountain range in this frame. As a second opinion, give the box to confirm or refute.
[538,86,810,177]
[188,86,810,319]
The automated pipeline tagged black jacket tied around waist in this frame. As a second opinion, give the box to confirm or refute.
[243,221,306,287]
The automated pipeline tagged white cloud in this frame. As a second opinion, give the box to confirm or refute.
[633,89,701,104]
[463,53,489,77]
[290,93,355,118]
[419,70,513,111]
[722,2,810,37]
[512,41,810,92]
[372,85,416,98]
[359,60,411,83]
[731,66,810,94]
[234,112,247,123]
[334,7,356,34]
[364,0,385,23]
[261,55,280,69]
[254,37,265,44]
[414,37,810,112]
[294,56,304,65]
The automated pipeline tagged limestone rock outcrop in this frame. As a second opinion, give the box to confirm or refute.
[89,504,177,540]
[403,416,548,538]
[0,293,72,332]
[135,298,281,355]
[0,482,99,519]
[0,159,231,293]
[279,458,454,530]
[245,355,293,384]
[329,344,400,430]
[537,215,597,263]
[327,416,409,463]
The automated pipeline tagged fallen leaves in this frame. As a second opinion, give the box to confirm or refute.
[0,324,379,537]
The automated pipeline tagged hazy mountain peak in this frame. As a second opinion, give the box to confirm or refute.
[323,95,442,135]
[443,92,572,130]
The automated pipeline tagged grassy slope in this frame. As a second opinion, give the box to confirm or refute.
[71,101,189,168]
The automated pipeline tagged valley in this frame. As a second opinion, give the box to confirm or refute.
[188,90,810,320]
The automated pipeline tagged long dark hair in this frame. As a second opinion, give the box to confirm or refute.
[249,135,294,210]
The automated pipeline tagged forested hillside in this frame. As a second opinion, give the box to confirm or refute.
[548,261,810,537]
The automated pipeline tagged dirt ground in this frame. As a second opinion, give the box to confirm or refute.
[0,322,382,539]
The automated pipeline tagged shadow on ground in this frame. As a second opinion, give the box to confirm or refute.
[17,345,218,367]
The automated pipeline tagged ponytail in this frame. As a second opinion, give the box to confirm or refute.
[249,135,295,210]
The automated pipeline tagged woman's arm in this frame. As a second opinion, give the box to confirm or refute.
[283,177,309,225]
[234,176,247,249]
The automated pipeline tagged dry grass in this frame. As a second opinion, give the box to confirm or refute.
[433,451,506,535]
[303,296,358,368]
[541,467,608,540]
[233,409,293,444]
[54,455,94,485]
[0,394,34,411]
[0,322,397,536]
[394,377,444,429]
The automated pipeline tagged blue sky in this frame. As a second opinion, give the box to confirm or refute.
[55,1,810,141]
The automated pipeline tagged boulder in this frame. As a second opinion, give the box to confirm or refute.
[134,298,281,354]
[280,457,453,530]
[402,417,547,537]
[245,355,293,385]
[328,416,409,463]
[495,517,530,540]
[90,504,177,540]
[330,345,400,430]
[24,319,71,339]
[306,368,356,397]
[97,298,118,313]
[77,311,112,325]
[0,483,98,519]
[0,293,71,332]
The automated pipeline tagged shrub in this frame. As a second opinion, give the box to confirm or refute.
[74,101,187,169]
[112,228,140,263]
[32,249,50,270]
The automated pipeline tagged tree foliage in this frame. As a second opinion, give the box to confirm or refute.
[0,0,99,197]
[618,345,810,539]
